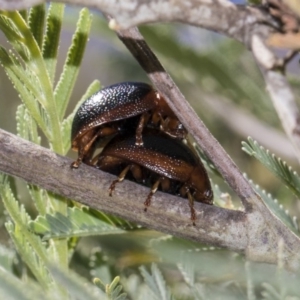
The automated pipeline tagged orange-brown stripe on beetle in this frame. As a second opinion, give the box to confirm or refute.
[71,82,187,168]
[93,131,213,225]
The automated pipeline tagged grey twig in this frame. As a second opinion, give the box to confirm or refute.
[0,128,246,250]
[252,35,300,164]
[0,0,271,45]
[0,127,299,269]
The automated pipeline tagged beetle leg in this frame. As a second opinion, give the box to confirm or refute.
[72,127,119,168]
[151,111,161,126]
[157,114,181,138]
[144,177,163,211]
[71,157,83,169]
[187,191,196,226]
[180,184,196,226]
[160,117,187,139]
[109,165,131,196]
[135,112,150,146]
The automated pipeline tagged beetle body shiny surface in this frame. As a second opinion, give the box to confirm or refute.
[71,82,187,168]
[94,131,213,224]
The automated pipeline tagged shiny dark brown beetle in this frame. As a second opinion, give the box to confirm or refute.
[94,131,213,225]
[71,82,187,168]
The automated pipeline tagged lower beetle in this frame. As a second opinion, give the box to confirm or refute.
[71,82,187,168]
[94,131,213,225]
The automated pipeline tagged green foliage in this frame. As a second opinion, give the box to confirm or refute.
[0,174,53,288]
[0,244,15,272]
[54,5,92,121]
[140,264,174,300]
[94,276,127,300]
[0,4,103,298]
[0,7,92,153]
[28,4,46,48]
[246,174,299,235]
[29,207,132,239]
[0,266,46,300]
[42,3,64,82]
[242,137,300,198]
[49,266,105,299]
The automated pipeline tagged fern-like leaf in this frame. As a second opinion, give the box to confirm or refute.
[0,46,46,107]
[28,185,48,216]
[0,11,45,76]
[0,24,52,138]
[242,137,300,198]
[245,175,299,234]
[16,104,41,144]
[5,221,51,289]
[140,264,174,300]
[0,177,50,274]
[54,8,92,119]
[0,10,64,152]
[30,207,128,239]
[94,276,127,300]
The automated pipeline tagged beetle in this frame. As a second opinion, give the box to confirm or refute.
[71,82,187,168]
[93,131,213,225]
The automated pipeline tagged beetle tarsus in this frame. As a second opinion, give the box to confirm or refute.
[71,160,80,169]
[109,180,118,196]
[144,194,152,209]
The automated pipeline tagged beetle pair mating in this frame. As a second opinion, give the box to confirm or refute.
[71,82,213,224]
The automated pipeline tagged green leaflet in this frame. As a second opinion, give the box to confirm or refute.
[42,3,65,83]
[0,10,62,148]
[94,276,127,300]
[28,4,46,48]
[242,137,300,198]
[245,175,299,235]
[0,47,50,137]
[0,179,51,287]
[16,104,41,144]
[5,222,52,289]
[54,8,92,120]
[30,207,128,239]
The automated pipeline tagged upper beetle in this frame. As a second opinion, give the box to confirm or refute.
[93,130,213,225]
[71,82,187,168]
